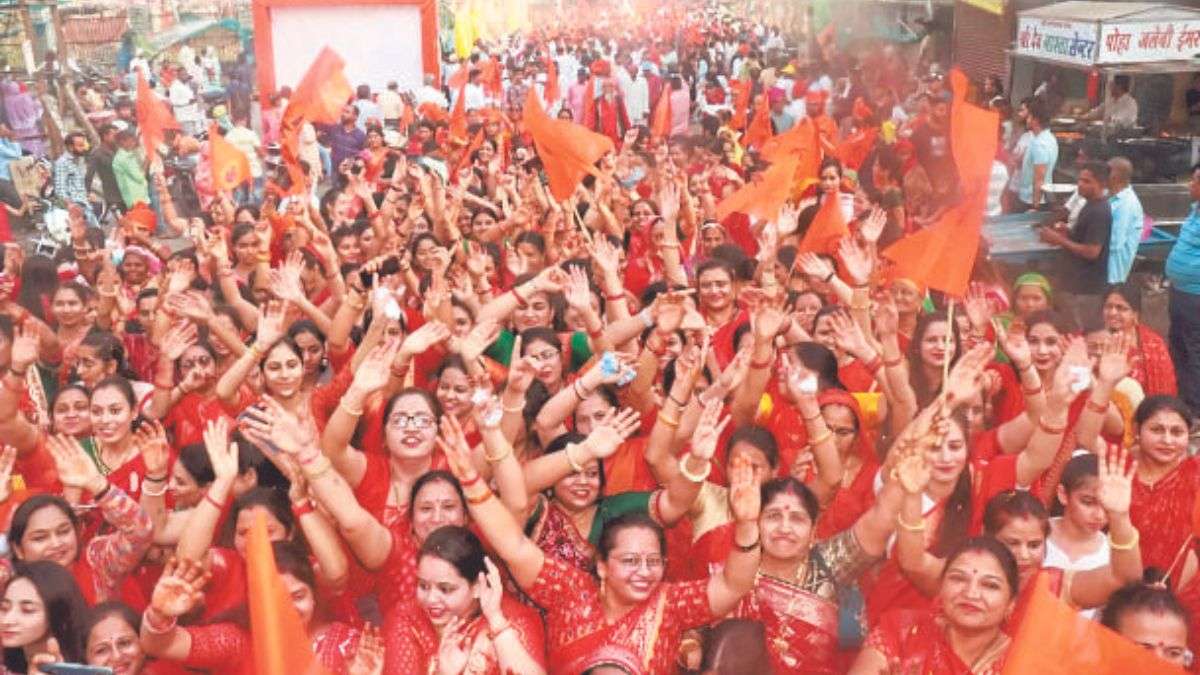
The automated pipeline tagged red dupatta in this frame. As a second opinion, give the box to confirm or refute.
[865,609,1010,674]
[733,574,841,674]
[1132,323,1178,397]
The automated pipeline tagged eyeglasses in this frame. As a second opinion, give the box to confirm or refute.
[1135,642,1193,667]
[387,413,436,430]
[528,349,560,363]
[613,554,665,571]
[829,426,857,438]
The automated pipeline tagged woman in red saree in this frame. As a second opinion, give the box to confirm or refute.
[851,537,1017,675]
[1103,283,1178,397]
[140,548,380,674]
[446,419,763,675]
[732,475,902,673]
[1126,395,1198,574]
[383,525,545,673]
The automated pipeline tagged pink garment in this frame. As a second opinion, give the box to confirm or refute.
[669,87,691,136]
[567,82,588,122]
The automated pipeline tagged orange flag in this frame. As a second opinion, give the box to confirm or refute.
[543,57,560,106]
[522,87,614,202]
[715,153,799,223]
[650,88,672,141]
[741,94,773,150]
[449,82,469,143]
[482,56,503,101]
[730,79,752,130]
[1003,574,1186,675]
[882,193,985,299]
[835,126,878,171]
[208,124,251,192]
[279,47,352,195]
[135,71,178,157]
[798,188,848,255]
[949,68,1000,201]
[448,64,470,91]
[247,512,331,675]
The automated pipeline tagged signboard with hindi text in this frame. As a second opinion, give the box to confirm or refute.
[1016,15,1100,67]
[1097,20,1200,64]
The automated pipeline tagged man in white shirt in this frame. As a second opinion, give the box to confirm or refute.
[624,64,650,123]
[378,81,403,129]
[1084,76,1139,129]
[413,74,447,109]
[168,67,203,137]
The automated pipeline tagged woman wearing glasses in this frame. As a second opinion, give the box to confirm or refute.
[1102,583,1194,670]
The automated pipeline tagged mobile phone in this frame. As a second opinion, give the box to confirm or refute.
[358,257,402,289]
[38,664,114,675]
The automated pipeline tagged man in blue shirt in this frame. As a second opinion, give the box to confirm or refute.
[320,104,366,177]
[1016,98,1057,212]
[1166,163,1200,410]
[1106,156,1144,283]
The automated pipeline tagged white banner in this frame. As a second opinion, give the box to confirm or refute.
[1016,16,1100,66]
[1097,21,1200,64]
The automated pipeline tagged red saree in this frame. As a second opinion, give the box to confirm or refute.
[183,620,362,674]
[527,555,715,675]
[1130,456,1200,572]
[382,595,546,673]
[865,609,1010,674]
[1131,323,1178,397]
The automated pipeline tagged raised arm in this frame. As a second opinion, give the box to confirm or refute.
[522,408,641,496]
[145,322,197,421]
[319,339,403,486]
[1071,444,1143,608]
[175,419,239,562]
[706,453,762,616]
[214,301,288,404]
[286,467,349,591]
[140,558,210,662]
[0,324,42,455]
[657,398,731,525]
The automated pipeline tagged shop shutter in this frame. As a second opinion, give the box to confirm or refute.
[952,2,1010,83]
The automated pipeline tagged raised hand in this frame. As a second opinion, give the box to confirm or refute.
[505,335,538,394]
[589,236,621,277]
[776,202,801,237]
[872,291,899,339]
[436,414,478,484]
[728,453,762,523]
[477,557,505,625]
[894,451,931,495]
[795,251,834,283]
[202,417,238,481]
[563,264,594,311]
[8,323,38,373]
[161,321,199,362]
[352,339,404,394]
[347,624,385,675]
[827,309,873,359]
[239,396,318,458]
[270,266,305,305]
[46,434,105,494]
[1048,335,1092,407]
[150,557,209,618]
[0,446,16,502]
[963,284,994,333]
[134,420,171,479]
[401,321,452,360]
[456,319,501,363]
[1097,331,1132,385]
[995,320,1032,370]
[582,407,642,459]
[690,398,732,461]
[167,291,214,325]
[1097,444,1136,516]
[858,207,886,245]
[943,343,993,408]
[837,236,873,287]
[435,616,472,675]
[255,300,288,347]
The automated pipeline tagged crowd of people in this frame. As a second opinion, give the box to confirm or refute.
[0,3,1194,674]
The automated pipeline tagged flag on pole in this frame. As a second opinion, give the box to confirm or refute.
[798,188,849,255]
[521,87,613,201]
[208,124,251,192]
[135,71,178,157]
[278,47,352,195]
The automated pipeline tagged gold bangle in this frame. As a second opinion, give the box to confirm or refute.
[466,488,493,505]
[338,399,363,417]
[897,514,926,532]
[305,459,335,482]
[564,443,585,473]
[502,401,525,413]
[484,443,513,464]
[1108,529,1140,551]
[658,413,681,429]
[678,455,712,483]
[807,429,833,447]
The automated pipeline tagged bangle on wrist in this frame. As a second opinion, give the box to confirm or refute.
[292,501,315,518]
[145,473,168,482]
[668,392,690,408]
[466,488,493,506]
[807,429,833,447]
[897,514,926,532]
[488,622,515,640]
[678,454,712,482]
[143,609,177,634]
[1085,398,1108,414]
[565,442,585,473]
[883,355,904,368]
[7,367,26,378]
[1037,416,1067,435]
[734,534,761,552]
[203,490,225,510]
[338,399,364,416]
[142,480,168,497]
[749,353,774,370]
[1108,529,1139,551]
[460,473,483,489]
[658,413,680,429]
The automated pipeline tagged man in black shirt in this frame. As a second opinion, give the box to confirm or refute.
[1038,161,1112,329]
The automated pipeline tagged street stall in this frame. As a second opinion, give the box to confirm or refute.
[1011,1,1200,187]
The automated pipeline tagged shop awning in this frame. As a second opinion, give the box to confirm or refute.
[1016,1,1200,67]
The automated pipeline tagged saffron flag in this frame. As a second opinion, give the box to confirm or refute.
[730,79,752,130]
[949,68,1000,201]
[449,82,469,143]
[482,56,503,101]
[835,126,878,171]
[650,88,672,141]
[798,186,848,255]
[882,193,985,299]
[208,124,251,192]
[543,57,560,106]
[279,47,352,195]
[521,87,614,202]
[135,71,178,157]
[1003,573,1186,675]
[715,153,799,223]
[247,512,331,675]
[741,94,773,150]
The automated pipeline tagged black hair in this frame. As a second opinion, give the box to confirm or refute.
[597,511,666,561]
[1079,160,1110,183]
[1059,453,1099,495]
[434,353,469,380]
[78,331,139,382]
[760,477,820,522]
[942,536,1020,598]
[419,525,486,583]
[221,487,296,548]
[1104,283,1142,314]
[272,540,317,592]
[932,409,974,557]
[726,425,779,469]
[287,319,327,346]
[409,470,466,517]
[514,230,547,254]
[2,561,88,671]
[907,311,962,408]
[1025,308,1077,337]
[9,494,80,559]
[982,489,1050,538]
[177,442,217,486]
[793,342,846,390]
[383,387,443,428]
[1100,583,1190,632]
[1135,394,1193,428]
[82,600,141,656]
[544,431,607,497]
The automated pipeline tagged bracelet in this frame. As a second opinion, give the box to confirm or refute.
[897,514,927,532]
[461,473,483,489]
[807,429,833,447]
[142,610,177,634]
[734,535,761,552]
[488,623,515,640]
[292,501,315,518]
[338,399,364,417]
[564,443,585,473]
[306,459,335,482]
[668,392,690,408]
[485,443,513,463]
[467,488,494,506]
[501,399,526,413]
[1085,398,1108,414]
[145,473,168,482]
[154,379,174,390]
[7,367,26,379]
[657,413,680,429]
[822,271,835,283]
[142,481,168,498]
[1038,416,1067,435]
[203,490,225,510]
[862,355,883,375]
[678,455,712,483]
[390,365,408,380]
[749,353,774,370]
[638,309,655,329]
[93,482,111,501]
[604,291,626,303]
[572,379,590,400]
[1108,529,1140,551]
[1021,383,1042,397]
